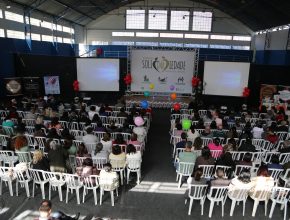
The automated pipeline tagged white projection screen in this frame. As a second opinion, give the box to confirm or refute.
[203,61,250,97]
[77,58,120,91]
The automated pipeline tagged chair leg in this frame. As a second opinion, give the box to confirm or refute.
[49,184,51,200]
[76,188,80,205]
[178,175,182,188]
[120,171,123,185]
[16,180,18,196]
[32,181,35,197]
[201,198,205,216]
[269,201,276,218]
[127,170,130,184]
[116,188,119,197]
[230,200,236,216]
[40,183,45,199]
[222,200,225,217]
[188,198,193,215]
[243,199,246,216]
[284,201,287,220]
[93,188,97,205]
[0,180,2,196]
[82,187,86,203]
[209,201,215,218]
[252,200,259,217]
[25,182,30,197]
[137,171,141,185]
[100,188,103,205]
[58,186,63,202]
[66,187,69,203]
[110,191,114,206]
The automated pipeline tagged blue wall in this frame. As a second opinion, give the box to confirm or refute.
[255,50,290,65]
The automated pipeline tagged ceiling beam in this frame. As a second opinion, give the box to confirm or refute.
[50,0,96,20]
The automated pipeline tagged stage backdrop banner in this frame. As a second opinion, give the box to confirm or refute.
[22,77,40,97]
[43,76,60,95]
[130,49,195,93]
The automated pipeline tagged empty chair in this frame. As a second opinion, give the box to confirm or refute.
[207,186,228,218]
[29,168,49,199]
[263,152,280,164]
[45,171,66,202]
[0,166,14,196]
[279,153,290,165]
[82,175,100,205]
[186,184,208,215]
[2,126,14,136]
[63,173,83,204]
[269,187,290,219]
[14,167,32,197]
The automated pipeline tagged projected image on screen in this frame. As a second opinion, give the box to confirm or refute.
[77,58,120,91]
[203,61,250,97]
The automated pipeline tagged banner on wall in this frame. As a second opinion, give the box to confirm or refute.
[4,78,22,96]
[22,77,40,97]
[130,49,195,93]
[43,76,60,95]
[260,84,290,102]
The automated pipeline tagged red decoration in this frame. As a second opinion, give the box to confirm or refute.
[192,76,200,87]
[173,103,181,111]
[243,87,250,97]
[73,80,79,92]
[124,73,132,85]
[96,48,103,56]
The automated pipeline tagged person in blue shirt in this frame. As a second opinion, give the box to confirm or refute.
[176,132,187,149]
[268,154,283,170]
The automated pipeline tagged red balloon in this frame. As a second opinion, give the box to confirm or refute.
[124,74,132,85]
[192,77,200,87]
[173,103,181,111]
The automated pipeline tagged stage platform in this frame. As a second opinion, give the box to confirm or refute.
[124,94,191,109]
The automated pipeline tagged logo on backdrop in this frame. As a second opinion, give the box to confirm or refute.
[158,76,167,84]
[176,77,185,85]
[143,75,150,83]
[142,56,186,73]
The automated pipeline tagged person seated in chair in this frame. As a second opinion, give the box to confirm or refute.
[210,168,231,187]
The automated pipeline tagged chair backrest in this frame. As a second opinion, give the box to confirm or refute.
[251,185,273,200]
[25,126,35,134]
[263,152,280,164]
[210,150,223,159]
[201,137,213,147]
[110,159,125,171]
[92,157,107,170]
[198,165,215,178]
[207,186,228,201]
[234,165,252,176]
[69,122,79,130]
[279,153,290,164]
[170,114,180,120]
[23,119,35,127]
[251,152,265,164]
[44,171,65,186]
[13,168,30,181]
[0,134,10,148]
[228,187,249,200]
[262,140,274,152]
[276,132,288,141]
[177,162,194,176]
[230,151,248,161]
[72,140,83,148]
[271,187,290,203]
[85,143,96,154]
[198,110,207,118]
[127,158,141,170]
[172,136,182,146]
[188,184,208,199]
[268,168,284,181]
[2,126,14,136]
[63,173,82,188]
[59,121,68,129]
[29,168,47,183]
[252,139,265,151]
[16,151,32,163]
[34,136,47,151]
[76,157,90,167]
[83,175,99,188]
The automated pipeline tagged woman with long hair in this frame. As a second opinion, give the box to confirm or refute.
[31,150,49,171]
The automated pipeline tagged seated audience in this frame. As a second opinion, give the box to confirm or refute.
[228,169,252,196]
[178,141,197,165]
[195,147,215,169]
[267,154,283,170]
[208,138,223,157]
[101,132,113,153]
[76,143,90,157]
[109,145,126,168]
[238,138,256,152]
[201,126,213,138]
[210,168,231,186]
[63,139,77,155]
[187,125,200,143]
[175,132,187,149]
[93,142,109,160]
[127,133,141,146]
[48,141,68,173]
[82,127,98,145]
[193,137,203,150]
[173,123,183,136]
[31,150,50,171]
[237,152,253,166]
[126,144,142,161]
[223,138,237,152]
[113,133,126,145]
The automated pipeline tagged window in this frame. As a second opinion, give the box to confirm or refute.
[91,41,109,45]
[170,11,190,31]
[31,33,41,41]
[0,29,5,37]
[112,41,134,46]
[209,44,231,49]
[136,32,159,37]
[41,21,52,29]
[184,34,209,39]
[57,25,63,31]
[148,10,167,30]
[136,42,159,46]
[57,37,63,43]
[211,35,232,40]
[30,17,41,26]
[42,35,53,42]
[232,45,250,50]
[160,33,183,38]
[5,11,24,23]
[112,32,134,37]
[71,28,74,34]
[233,36,251,41]
[7,30,25,39]
[63,26,71,33]
[126,9,145,29]
[79,44,88,57]
[192,11,212,32]
[0,9,3,19]
[159,42,183,47]
[63,38,72,44]
[184,43,208,48]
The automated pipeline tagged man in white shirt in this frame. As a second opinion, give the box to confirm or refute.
[252,123,263,139]
[82,127,98,145]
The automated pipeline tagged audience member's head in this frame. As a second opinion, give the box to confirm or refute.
[238,169,251,183]
[243,152,252,163]
[201,147,212,160]
[32,150,44,164]
[83,158,93,167]
[271,154,280,165]
[192,168,203,181]
[216,168,225,179]
[193,137,203,150]
[112,145,122,155]
[181,132,187,140]
[127,144,136,154]
[257,165,270,177]
[38,200,52,219]
[95,142,103,154]
[185,141,193,150]
[130,133,138,141]
[103,132,111,141]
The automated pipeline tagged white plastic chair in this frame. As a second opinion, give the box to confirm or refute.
[234,165,252,177]
[269,186,290,219]
[276,132,288,141]
[34,136,47,151]
[126,158,142,185]
[280,168,290,187]
[186,184,208,215]
[99,172,119,206]
[0,166,14,196]
[63,173,83,204]
[207,186,228,218]
[279,153,290,165]
[0,150,19,167]
[2,126,14,136]
[92,157,108,170]
[16,151,32,164]
[29,168,49,199]
[0,134,10,149]
[82,175,100,205]
[210,150,223,160]
[199,165,215,178]
[110,159,125,185]
[176,162,195,188]
[227,187,250,216]
[201,137,213,147]
[198,110,208,118]
[249,185,273,217]
[25,134,37,150]
[14,168,31,197]
[263,152,280,164]
[45,171,66,201]
[268,168,284,182]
